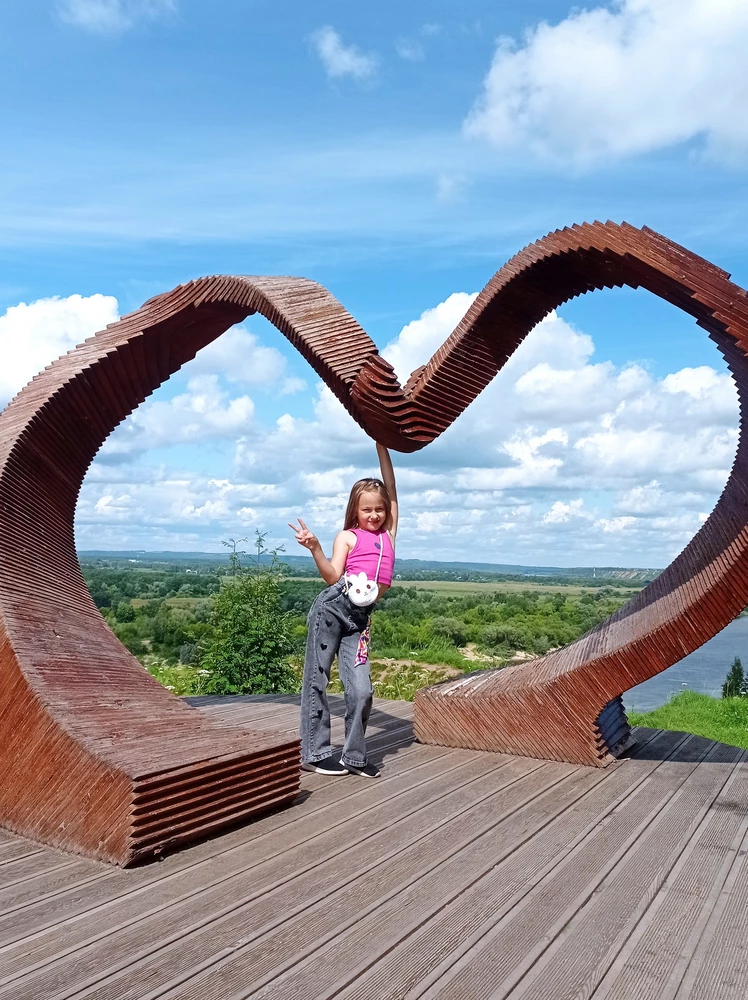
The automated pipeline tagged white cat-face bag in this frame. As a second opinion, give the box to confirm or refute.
[345,532,384,607]
[345,571,379,607]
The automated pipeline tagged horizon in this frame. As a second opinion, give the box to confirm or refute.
[77,548,661,574]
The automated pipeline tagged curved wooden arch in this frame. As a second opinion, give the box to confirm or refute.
[412,222,748,765]
[0,276,385,864]
[1,222,747,863]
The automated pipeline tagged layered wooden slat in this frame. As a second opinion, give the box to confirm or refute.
[410,225,748,764]
[3,224,748,869]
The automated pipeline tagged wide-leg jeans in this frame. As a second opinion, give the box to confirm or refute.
[300,580,373,768]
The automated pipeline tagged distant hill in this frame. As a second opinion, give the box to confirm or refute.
[78,550,659,587]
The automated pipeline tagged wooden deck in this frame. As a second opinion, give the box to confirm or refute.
[1,694,747,999]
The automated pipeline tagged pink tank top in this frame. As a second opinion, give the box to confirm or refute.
[345,529,395,587]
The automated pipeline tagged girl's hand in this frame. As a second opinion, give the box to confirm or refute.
[288,518,319,551]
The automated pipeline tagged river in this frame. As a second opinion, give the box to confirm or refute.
[622,615,748,713]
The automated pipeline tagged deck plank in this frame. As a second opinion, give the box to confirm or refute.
[50,754,516,1000]
[676,786,748,1000]
[2,747,478,1000]
[593,754,748,999]
[297,730,693,1000]
[500,741,743,999]
[0,696,746,1000]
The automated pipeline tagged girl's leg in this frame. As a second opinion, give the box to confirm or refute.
[337,623,373,768]
[300,588,343,763]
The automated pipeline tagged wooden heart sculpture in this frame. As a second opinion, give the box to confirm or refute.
[1,220,746,864]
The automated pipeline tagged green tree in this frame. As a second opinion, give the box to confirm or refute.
[199,536,296,694]
[222,537,248,578]
[429,616,467,647]
[115,600,135,623]
[722,656,746,698]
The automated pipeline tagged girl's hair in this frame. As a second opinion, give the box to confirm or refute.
[344,478,392,531]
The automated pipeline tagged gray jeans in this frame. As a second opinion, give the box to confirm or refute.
[300,580,373,767]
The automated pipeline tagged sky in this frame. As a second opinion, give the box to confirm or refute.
[1,0,748,567]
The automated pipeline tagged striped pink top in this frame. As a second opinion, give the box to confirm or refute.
[345,529,395,587]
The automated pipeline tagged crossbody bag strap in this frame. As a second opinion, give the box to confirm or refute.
[373,532,385,584]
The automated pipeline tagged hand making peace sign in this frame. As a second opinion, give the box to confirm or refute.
[288,518,319,551]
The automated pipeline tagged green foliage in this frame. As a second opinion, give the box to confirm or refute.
[178,642,197,665]
[363,585,627,663]
[142,655,203,695]
[199,571,297,695]
[110,620,146,657]
[722,656,747,698]
[327,659,459,702]
[628,690,748,750]
[429,616,468,647]
[222,536,248,578]
[83,566,221,610]
[84,557,633,701]
[115,600,135,623]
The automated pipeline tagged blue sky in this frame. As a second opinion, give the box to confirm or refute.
[1,0,746,567]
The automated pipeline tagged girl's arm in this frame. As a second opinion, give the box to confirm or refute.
[376,442,399,540]
[288,519,353,585]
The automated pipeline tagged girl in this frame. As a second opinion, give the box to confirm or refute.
[288,443,398,778]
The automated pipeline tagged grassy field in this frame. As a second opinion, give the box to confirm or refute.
[131,579,641,607]
[130,597,208,609]
[629,691,748,751]
[393,579,641,598]
[286,577,641,598]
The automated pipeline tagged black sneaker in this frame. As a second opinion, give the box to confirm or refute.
[301,755,348,775]
[343,761,380,778]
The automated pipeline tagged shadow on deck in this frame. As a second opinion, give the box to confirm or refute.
[0,694,746,999]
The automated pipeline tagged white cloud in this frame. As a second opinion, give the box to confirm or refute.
[597,516,637,533]
[59,0,175,34]
[383,291,477,384]
[543,498,590,524]
[280,377,307,395]
[101,375,255,457]
[395,38,425,62]
[466,0,748,166]
[372,295,739,564]
[38,283,737,567]
[300,467,357,497]
[310,27,378,80]
[77,469,286,544]
[0,293,119,408]
[187,325,287,388]
[416,511,448,532]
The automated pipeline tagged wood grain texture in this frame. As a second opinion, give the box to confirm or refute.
[0,696,746,999]
[2,222,747,868]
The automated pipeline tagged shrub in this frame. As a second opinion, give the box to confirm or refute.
[722,656,747,699]
[115,600,135,623]
[178,642,197,665]
[199,572,297,695]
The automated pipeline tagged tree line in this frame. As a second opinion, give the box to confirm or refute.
[82,552,636,698]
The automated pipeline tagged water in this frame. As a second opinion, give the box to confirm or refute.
[622,616,748,713]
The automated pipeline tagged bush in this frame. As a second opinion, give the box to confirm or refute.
[178,642,197,665]
[115,600,135,623]
[143,656,202,695]
[199,572,297,695]
[112,621,145,656]
[722,656,747,698]
[429,616,467,647]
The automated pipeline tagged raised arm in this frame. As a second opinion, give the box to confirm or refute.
[376,442,399,540]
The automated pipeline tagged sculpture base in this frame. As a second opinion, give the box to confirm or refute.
[0,663,301,866]
[414,680,633,768]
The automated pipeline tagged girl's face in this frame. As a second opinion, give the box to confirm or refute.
[356,490,386,532]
